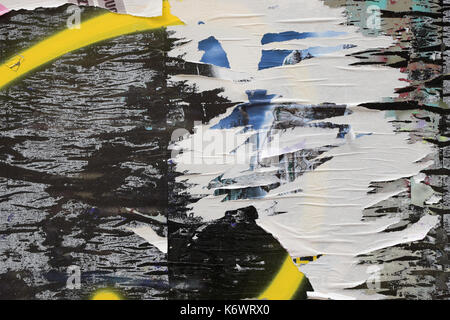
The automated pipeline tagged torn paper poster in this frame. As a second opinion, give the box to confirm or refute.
[0,0,448,301]
[167,0,403,105]
[166,0,446,299]
[0,0,162,17]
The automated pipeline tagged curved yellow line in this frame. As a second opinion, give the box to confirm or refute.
[258,255,305,300]
[0,1,183,90]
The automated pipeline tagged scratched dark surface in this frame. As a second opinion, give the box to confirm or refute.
[0,5,295,300]
[319,0,449,299]
[0,2,449,299]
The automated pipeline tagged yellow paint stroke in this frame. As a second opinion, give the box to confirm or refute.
[91,289,122,300]
[258,255,305,300]
[0,1,183,89]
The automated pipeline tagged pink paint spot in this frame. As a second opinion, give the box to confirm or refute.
[0,3,10,16]
[398,92,410,99]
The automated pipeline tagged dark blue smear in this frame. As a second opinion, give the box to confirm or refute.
[258,50,293,70]
[198,36,230,68]
[211,90,277,130]
[261,30,347,45]
[258,45,356,70]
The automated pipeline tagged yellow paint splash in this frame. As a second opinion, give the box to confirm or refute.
[91,289,122,300]
[258,255,305,300]
[0,1,183,90]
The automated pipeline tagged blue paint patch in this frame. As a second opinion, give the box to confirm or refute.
[337,126,350,138]
[247,89,277,104]
[211,90,276,130]
[356,133,373,139]
[258,50,293,70]
[258,44,356,70]
[261,30,347,45]
[198,36,230,68]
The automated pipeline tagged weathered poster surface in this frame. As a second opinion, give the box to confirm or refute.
[0,0,448,300]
